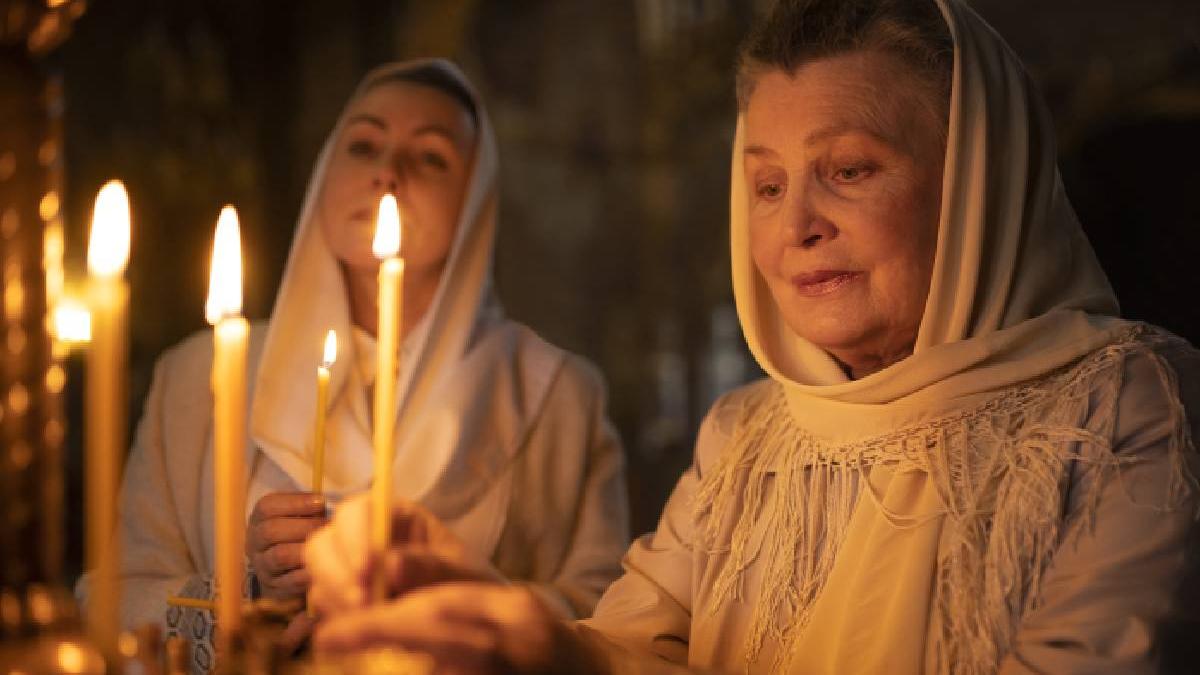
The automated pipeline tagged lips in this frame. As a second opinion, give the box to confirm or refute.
[790,270,862,297]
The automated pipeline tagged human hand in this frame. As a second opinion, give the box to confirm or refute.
[305,494,498,615]
[313,583,604,675]
[246,492,328,601]
[277,609,317,656]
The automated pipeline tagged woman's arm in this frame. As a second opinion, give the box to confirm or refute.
[75,352,203,631]
[1000,351,1200,674]
[504,356,632,619]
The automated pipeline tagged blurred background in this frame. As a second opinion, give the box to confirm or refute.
[41,0,1200,580]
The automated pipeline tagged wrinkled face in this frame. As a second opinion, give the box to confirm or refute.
[744,51,946,372]
[318,80,477,274]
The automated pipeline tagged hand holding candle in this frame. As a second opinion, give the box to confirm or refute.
[85,179,130,655]
[371,194,403,602]
[206,206,249,654]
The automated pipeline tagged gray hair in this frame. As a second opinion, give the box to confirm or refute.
[735,0,953,131]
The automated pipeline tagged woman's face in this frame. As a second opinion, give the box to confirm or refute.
[319,80,477,275]
[744,51,946,376]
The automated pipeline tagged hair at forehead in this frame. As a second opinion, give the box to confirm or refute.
[735,0,953,137]
[746,60,940,158]
[364,65,479,126]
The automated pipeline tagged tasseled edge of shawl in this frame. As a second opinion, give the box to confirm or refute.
[693,325,1200,675]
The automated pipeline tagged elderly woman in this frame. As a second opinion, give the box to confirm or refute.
[82,59,630,670]
[305,1,1199,673]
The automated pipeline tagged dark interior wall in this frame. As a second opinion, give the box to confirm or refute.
[49,1,1200,577]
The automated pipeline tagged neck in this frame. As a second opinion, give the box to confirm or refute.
[344,262,442,339]
[829,341,915,380]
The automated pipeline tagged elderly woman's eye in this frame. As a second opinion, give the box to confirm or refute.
[833,165,873,183]
[757,183,783,199]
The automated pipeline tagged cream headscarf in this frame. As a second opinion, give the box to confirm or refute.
[732,0,1123,428]
[701,0,1189,672]
[249,60,562,545]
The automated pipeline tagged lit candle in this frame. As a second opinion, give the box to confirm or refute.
[206,206,249,653]
[311,329,336,495]
[371,193,403,601]
[85,180,130,655]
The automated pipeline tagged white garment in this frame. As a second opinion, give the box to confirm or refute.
[77,60,630,662]
[583,338,1199,674]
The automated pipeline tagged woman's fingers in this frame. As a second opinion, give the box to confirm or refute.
[314,588,501,659]
[381,548,498,596]
[389,500,466,557]
[254,516,327,551]
[250,492,326,522]
[306,511,368,612]
[313,583,578,675]
[277,610,315,656]
[262,563,312,596]
[305,494,476,615]
[246,492,327,559]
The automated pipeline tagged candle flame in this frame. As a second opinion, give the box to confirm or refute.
[54,299,91,344]
[205,206,243,325]
[87,180,131,277]
[322,329,337,367]
[372,194,401,258]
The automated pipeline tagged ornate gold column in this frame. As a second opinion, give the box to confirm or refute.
[0,1,99,670]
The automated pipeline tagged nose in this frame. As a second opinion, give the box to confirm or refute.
[371,156,402,193]
[782,180,837,248]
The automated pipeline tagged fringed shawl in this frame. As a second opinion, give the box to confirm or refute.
[694,325,1198,673]
[716,1,1198,669]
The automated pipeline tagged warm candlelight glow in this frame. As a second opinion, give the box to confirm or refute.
[206,206,243,324]
[86,180,130,278]
[370,193,405,601]
[84,180,131,657]
[54,299,91,344]
[372,193,401,258]
[323,328,338,367]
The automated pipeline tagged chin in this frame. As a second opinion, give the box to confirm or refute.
[783,310,874,354]
[334,251,381,272]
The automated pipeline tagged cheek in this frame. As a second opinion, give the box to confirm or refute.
[862,206,938,317]
[316,185,342,248]
[405,183,465,265]
[748,220,779,279]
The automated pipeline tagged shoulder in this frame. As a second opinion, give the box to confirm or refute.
[1108,328,1200,457]
[506,322,607,404]
[149,320,269,400]
[694,378,777,474]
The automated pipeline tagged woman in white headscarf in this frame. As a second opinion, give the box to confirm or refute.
[305,1,1200,673]
[90,58,629,669]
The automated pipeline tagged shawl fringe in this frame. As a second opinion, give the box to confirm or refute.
[694,326,1199,674]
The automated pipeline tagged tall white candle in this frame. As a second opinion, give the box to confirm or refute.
[84,179,130,656]
[206,206,249,654]
[370,193,403,601]
[312,329,337,495]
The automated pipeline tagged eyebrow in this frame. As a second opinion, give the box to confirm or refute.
[346,117,464,149]
[804,124,891,147]
[744,123,894,159]
[744,143,778,158]
[345,114,386,130]
[409,123,461,145]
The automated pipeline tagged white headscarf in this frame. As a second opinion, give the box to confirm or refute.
[700,1,1190,672]
[250,59,560,523]
[732,0,1125,434]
